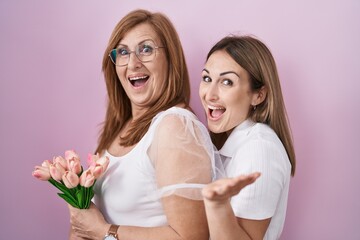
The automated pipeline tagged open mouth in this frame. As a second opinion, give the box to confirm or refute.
[208,105,226,119]
[128,75,149,88]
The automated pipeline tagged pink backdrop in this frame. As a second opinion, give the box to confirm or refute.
[1,0,359,239]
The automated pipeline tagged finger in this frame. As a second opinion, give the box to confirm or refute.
[233,172,261,184]
[229,172,261,193]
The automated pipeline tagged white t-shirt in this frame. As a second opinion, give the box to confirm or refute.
[93,107,222,227]
[220,119,291,240]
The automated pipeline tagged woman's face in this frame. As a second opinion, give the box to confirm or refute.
[199,50,257,134]
[115,23,168,114]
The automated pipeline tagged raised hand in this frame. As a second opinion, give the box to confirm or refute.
[202,172,261,204]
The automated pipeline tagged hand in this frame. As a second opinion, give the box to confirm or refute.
[68,203,109,240]
[202,172,261,205]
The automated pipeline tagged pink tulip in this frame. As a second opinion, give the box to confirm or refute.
[87,153,99,167]
[32,160,52,181]
[64,150,81,174]
[42,160,52,168]
[65,150,80,161]
[67,158,82,175]
[53,156,68,171]
[62,171,80,188]
[49,162,66,181]
[32,166,50,181]
[79,169,95,187]
[88,154,110,179]
[32,167,50,180]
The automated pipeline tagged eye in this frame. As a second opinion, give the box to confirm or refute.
[222,79,233,86]
[117,47,129,56]
[139,44,154,55]
[202,75,211,83]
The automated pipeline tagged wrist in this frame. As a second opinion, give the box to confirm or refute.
[204,198,231,208]
[104,224,120,240]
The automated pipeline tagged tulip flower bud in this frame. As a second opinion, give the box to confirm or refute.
[68,158,82,175]
[96,156,110,171]
[53,156,68,171]
[32,165,51,181]
[89,156,110,179]
[65,150,80,161]
[87,153,96,167]
[49,163,66,181]
[79,169,95,187]
[41,160,52,168]
[62,171,80,189]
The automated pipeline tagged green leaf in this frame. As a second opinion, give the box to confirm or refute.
[76,188,84,209]
[58,193,80,208]
[47,178,96,209]
[80,185,94,209]
[48,178,69,194]
[48,178,78,206]
[85,187,91,209]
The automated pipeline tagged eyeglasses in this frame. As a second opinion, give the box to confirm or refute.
[109,40,165,67]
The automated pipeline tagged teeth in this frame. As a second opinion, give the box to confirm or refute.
[129,76,148,81]
[208,105,225,110]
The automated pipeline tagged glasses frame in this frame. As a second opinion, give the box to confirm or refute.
[108,42,165,67]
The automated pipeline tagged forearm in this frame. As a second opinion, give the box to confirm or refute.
[116,200,209,240]
[115,225,183,240]
[204,200,252,240]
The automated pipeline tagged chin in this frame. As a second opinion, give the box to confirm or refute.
[207,125,223,134]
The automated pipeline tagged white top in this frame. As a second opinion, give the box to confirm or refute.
[93,107,223,227]
[220,119,291,240]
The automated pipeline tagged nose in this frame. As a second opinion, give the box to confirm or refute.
[205,82,219,102]
[127,51,142,70]
[200,81,219,103]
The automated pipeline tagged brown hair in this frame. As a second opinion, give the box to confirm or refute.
[207,35,296,176]
[96,9,190,153]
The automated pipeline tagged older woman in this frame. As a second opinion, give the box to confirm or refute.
[68,9,221,240]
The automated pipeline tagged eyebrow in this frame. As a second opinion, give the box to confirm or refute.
[202,68,240,78]
[117,38,155,47]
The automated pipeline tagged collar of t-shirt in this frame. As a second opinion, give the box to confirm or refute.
[219,119,255,158]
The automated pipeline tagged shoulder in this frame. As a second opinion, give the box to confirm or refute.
[242,123,286,156]
[222,121,284,159]
[229,123,291,175]
[153,107,197,122]
[152,107,205,134]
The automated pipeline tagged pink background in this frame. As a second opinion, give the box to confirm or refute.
[1,0,359,239]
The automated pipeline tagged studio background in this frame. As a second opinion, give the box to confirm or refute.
[0,0,359,239]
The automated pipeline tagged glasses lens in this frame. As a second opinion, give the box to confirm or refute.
[109,46,130,66]
[109,49,117,64]
[109,41,159,66]
[136,42,156,62]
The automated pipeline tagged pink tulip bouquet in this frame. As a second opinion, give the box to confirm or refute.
[32,150,109,209]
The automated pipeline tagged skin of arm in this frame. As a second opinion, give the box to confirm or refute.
[68,114,210,240]
[202,173,271,240]
[69,201,207,240]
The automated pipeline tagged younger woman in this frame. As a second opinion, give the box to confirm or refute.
[200,35,296,240]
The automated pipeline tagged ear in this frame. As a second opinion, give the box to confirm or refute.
[251,86,267,106]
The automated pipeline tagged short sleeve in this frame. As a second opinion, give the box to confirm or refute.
[147,112,224,200]
[229,139,290,220]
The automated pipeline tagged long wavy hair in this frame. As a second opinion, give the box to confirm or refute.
[96,9,190,153]
[208,35,296,176]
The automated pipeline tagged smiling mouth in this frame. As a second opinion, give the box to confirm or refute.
[128,75,149,88]
[208,106,226,119]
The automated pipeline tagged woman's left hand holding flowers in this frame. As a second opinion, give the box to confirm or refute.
[68,203,109,239]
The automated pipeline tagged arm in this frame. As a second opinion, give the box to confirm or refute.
[69,114,211,240]
[203,137,290,240]
[69,202,201,239]
[202,174,270,240]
